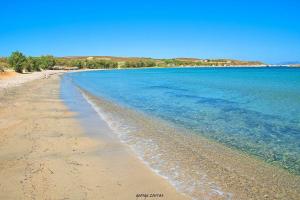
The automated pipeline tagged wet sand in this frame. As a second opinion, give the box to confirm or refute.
[0,74,188,199]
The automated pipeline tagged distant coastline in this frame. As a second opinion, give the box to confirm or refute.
[1,51,266,73]
[2,52,300,75]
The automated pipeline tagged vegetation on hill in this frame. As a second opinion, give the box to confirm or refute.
[55,57,118,69]
[60,56,264,68]
[158,58,263,67]
[122,60,156,68]
[1,51,266,73]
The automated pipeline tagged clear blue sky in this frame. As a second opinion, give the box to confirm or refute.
[1,0,299,63]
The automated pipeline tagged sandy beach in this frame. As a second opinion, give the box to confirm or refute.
[0,72,188,200]
[0,70,65,89]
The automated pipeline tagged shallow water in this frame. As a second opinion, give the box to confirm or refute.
[66,67,300,174]
[60,75,114,140]
[62,67,300,199]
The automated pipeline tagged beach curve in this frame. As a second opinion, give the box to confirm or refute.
[0,72,189,199]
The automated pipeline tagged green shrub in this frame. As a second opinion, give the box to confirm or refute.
[25,56,41,72]
[37,55,56,70]
[123,60,156,68]
[8,51,26,73]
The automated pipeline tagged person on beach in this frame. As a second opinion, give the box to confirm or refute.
[44,71,49,79]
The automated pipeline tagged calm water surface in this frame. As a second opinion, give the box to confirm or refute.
[66,67,300,175]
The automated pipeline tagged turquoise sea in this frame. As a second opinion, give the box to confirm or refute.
[62,67,300,199]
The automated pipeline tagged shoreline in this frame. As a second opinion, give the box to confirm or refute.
[0,73,188,199]
[1,65,298,90]
[1,68,300,199]
[78,86,300,200]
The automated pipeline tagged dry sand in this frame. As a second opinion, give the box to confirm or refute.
[0,70,65,89]
[0,71,17,80]
[0,73,188,199]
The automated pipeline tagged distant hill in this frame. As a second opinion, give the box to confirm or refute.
[58,56,265,67]
[277,61,300,65]
[1,53,267,72]
[273,61,300,67]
